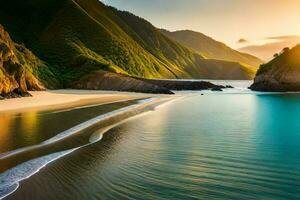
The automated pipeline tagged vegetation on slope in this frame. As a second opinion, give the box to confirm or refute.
[110,8,256,79]
[250,46,300,91]
[161,30,262,70]
[0,0,256,89]
[255,47,294,75]
[0,24,59,96]
[0,0,175,83]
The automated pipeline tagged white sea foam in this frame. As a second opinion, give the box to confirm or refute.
[0,97,171,199]
[50,99,131,114]
[43,97,157,144]
[89,131,104,143]
[0,148,77,199]
[0,97,158,160]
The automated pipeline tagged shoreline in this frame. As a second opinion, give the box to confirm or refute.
[0,90,154,113]
[0,96,175,199]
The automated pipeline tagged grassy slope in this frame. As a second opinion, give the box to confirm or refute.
[250,45,300,91]
[110,8,202,77]
[0,0,179,83]
[161,30,262,70]
[0,0,255,85]
[256,45,300,75]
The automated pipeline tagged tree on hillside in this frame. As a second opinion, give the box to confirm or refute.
[282,47,290,53]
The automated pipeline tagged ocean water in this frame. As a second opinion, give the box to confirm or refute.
[0,100,137,154]
[2,81,300,199]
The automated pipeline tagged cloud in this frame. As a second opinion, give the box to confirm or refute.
[237,38,248,43]
[238,35,300,61]
[266,35,300,41]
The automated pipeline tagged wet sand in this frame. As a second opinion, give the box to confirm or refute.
[0,90,152,113]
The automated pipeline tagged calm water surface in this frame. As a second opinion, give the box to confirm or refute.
[2,82,300,200]
[0,100,137,154]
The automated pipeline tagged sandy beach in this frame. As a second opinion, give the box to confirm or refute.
[0,90,152,113]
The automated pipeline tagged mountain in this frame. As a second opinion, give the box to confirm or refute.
[0,24,176,96]
[239,35,300,61]
[0,24,59,97]
[0,0,257,90]
[250,45,300,91]
[109,8,255,79]
[161,30,262,71]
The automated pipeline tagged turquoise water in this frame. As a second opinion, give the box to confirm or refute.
[3,85,300,199]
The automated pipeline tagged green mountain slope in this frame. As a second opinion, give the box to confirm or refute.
[161,29,262,70]
[0,0,255,86]
[250,45,300,91]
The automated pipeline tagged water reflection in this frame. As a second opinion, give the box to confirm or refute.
[0,100,137,154]
[4,93,300,200]
[0,114,14,153]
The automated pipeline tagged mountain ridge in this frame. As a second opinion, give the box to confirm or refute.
[0,0,259,97]
[160,29,262,72]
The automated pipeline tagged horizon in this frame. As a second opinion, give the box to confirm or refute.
[103,0,300,49]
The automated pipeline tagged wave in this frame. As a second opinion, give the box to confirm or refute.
[0,96,174,199]
[44,97,158,144]
[0,97,160,160]
[50,99,132,114]
[0,148,77,199]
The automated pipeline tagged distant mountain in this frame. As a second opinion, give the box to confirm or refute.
[239,35,300,61]
[161,29,262,70]
[0,0,256,95]
[250,45,300,91]
[0,24,59,97]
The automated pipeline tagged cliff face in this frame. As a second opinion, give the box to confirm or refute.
[0,25,45,97]
[250,45,300,91]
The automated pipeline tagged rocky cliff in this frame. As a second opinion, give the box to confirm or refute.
[0,25,49,98]
[250,45,300,91]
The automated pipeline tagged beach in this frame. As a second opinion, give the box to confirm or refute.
[3,86,300,200]
[0,89,174,199]
[2,82,300,200]
[0,90,152,113]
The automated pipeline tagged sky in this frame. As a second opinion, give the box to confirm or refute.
[102,0,300,48]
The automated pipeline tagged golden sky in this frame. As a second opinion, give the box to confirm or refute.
[104,0,300,48]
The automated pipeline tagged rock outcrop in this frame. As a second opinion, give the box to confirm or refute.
[0,24,45,98]
[73,71,174,94]
[141,79,226,91]
[73,71,230,94]
[250,45,300,92]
